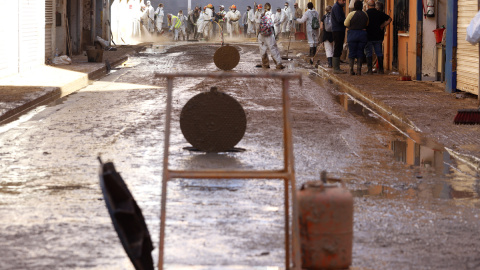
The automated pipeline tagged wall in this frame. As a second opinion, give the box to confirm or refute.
[392,0,417,77]
[422,12,438,79]
[422,0,447,80]
[0,1,19,78]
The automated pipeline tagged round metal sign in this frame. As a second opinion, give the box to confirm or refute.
[213,45,240,70]
[180,87,247,152]
[99,161,154,270]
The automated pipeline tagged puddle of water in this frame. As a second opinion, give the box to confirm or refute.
[336,94,480,203]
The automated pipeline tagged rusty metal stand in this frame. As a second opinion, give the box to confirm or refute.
[154,72,302,270]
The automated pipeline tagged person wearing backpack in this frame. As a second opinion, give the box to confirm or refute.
[320,5,334,68]
[295,2,320,57]
[258,2,285,69]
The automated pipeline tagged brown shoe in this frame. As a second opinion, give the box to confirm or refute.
[276,64,285,69]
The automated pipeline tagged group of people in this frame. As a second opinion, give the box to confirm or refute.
[165,4,242,41]
[322,0,392,75]
[160,2,305,42]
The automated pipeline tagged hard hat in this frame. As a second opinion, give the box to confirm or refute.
[220,5,224,8]
[258,4,263,9]
[231,5,236,9]
[207,3,213,8]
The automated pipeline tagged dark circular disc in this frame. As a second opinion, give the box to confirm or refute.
[99,161,154,270]
[180,88,246,152]
[213,45,240,70]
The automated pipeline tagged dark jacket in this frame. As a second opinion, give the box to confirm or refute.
[331,2,346,32]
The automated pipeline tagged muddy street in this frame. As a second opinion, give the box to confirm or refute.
[1,43,480,270]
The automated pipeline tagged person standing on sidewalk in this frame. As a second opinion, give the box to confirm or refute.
[344,1,369,75]
[295,2,319,57]
[320,5,334,68]
[331,0,347,73]
[365,0,392,74]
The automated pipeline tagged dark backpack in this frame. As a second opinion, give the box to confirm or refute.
[259,15,273,36]
[324,13,332,32]
[311,13,320,30]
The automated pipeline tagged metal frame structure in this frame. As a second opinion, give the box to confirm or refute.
[154,72,303,270]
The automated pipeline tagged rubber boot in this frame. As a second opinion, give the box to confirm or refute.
[356,57,363,76]
[262,54,270,68]
[333,57,347,74]
[309,47,314,64]
[349,58,355,75]
[327,57,333,68]
[366,57,373,75]
[378,56,384,74]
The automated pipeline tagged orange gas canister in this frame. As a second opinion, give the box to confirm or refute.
[297,176,353,269]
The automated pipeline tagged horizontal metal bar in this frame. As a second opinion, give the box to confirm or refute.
[167,170,292,180]
[154,72,302,81]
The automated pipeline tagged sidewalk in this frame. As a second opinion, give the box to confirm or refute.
[311,52,480,170]
[0,44,146,124]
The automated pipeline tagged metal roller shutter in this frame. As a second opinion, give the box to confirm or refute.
[457,0,479,95]
[45,0,55,61]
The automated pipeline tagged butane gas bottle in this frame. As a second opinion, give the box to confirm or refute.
[297,174,353,269]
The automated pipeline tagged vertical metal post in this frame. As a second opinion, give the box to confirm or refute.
[284,178,289,269]
[445,0,457,93]
[416,0,423,81]
[282,78,302,269]
[159,77,174,270]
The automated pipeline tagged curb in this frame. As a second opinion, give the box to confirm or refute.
[313,64,480,172]
[0,45,147,125]
[0,87,61,124]
[315,65,421,132]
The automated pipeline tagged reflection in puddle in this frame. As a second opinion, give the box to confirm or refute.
[337,94,480,203]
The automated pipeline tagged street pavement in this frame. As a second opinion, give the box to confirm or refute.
[1,40,480,269]
[1,41,478,168]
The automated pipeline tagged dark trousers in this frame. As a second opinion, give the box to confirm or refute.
[346,30,368,58]
[332,31,345,57]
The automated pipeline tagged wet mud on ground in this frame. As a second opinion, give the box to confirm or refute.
[0,43,480,269]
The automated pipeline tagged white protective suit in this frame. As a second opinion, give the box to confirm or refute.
[254,9,263,35]
[258,10,282,66]
[197,11,205,35]
[203,7,214,40]
[225,10,241,38]
[274,9,286,38]
[178,13,187,40]
[247,9,256,35]
[296,8,319,46]
[146,1,155,32]
[281,5,292,34]
[155,6,164,33]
